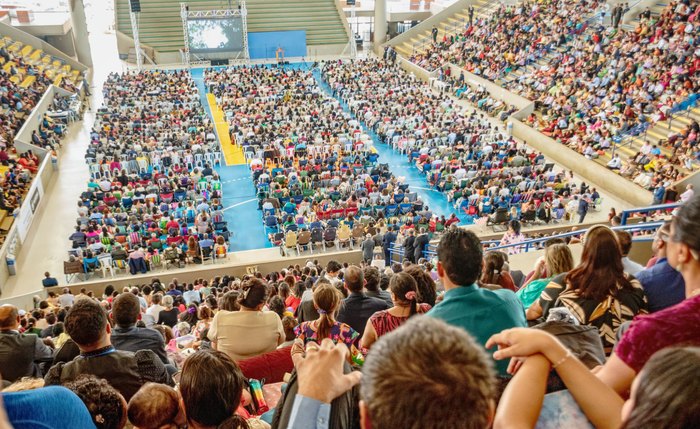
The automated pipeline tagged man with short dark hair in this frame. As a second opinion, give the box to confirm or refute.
[427,229,526,375]
[413,228,430,262]
[40,313,57,338]
[42,272,58,287]
[44,299,172,400]
[288,317,497,429]
[337,266,389,336]
[110,293,170,365]
[324,260,343,288]
[363,266,392,307]
[614,230,644,275]
[182,283,201,305]
[0,304,54,383]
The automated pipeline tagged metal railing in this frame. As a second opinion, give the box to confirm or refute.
[390,220,667,263]
[620,202,680,225]
[610,93,698,158]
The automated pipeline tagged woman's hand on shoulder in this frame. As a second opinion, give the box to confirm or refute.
[486,328,561,361]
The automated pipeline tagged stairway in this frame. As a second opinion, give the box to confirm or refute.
[593,106,700,173]
[392,0,496,60]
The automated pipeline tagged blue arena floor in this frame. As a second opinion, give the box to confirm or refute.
[192,64,465,251]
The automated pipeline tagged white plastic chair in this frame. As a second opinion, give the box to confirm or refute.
[98,255,114,278]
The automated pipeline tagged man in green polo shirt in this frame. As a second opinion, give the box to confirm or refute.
[427,228,526,375]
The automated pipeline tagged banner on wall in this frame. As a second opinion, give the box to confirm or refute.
[16,179,43,243]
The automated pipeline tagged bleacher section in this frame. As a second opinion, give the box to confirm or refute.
[392,0,497,60]
[114,0,349,61]
[0,36,82,89]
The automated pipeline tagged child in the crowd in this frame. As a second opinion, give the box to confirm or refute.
[291,283,359,366]
[128,383,186,429]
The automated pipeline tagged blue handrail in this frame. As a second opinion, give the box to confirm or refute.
[620,203,680,225]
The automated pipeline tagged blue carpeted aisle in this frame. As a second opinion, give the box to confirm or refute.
[312,68,467,224]
[193,64,466,251]
[191,67,272,250]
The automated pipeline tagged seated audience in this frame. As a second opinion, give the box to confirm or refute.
[516,242,574,308]
[64,374,127,429]
[635,222,686,312]
[288,317,496,428]
[337,265,390,336]
[44,299,172,400]
[595,194,700,396]
[527,225,647,351]
[110,292,170,366]
[490,329,700,429]
[292,282,359,365]
[0,304,54,383]
[179,350,250,429]
[128,383,186,429]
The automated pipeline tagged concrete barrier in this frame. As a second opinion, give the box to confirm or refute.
[510,119,652,207]
[37,249,364,308]
[0,154,55,293]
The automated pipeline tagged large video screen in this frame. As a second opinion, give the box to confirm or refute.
[187,17,244,53]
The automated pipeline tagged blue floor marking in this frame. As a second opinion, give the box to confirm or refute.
[191,68,272,251]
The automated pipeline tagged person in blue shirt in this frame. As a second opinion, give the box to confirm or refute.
[42,272,58,287]
[652,184,666,205]
[426,228,527,375]
[3,385,97,429]
[636,223,686,312]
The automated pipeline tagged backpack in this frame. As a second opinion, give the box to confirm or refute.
[271,364,360,429]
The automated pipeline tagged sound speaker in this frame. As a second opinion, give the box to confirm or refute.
[211,59,229,66]
[130,0,141,13]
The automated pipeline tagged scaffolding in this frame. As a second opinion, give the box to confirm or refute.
[180,1,250,68]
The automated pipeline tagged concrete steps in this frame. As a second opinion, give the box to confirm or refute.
[392,0,493,61]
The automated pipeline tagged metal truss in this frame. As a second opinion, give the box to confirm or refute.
[180,0,250,65]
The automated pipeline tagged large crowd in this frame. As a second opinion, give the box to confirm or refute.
[205,65,437,251]
[2,194,698,429]
[408,0,700,188]
[513,0,700,184]
[322,59,600,225]
[409,0,598,78]
[0,38,77,245]
[68,70,229,276]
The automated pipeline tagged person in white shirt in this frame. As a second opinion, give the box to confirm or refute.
[680,184,694,203]
[607,154,622,170]
[58,288,75,308]
[146,293,165,320]
[183,284,201,305]
[640,141,652,155]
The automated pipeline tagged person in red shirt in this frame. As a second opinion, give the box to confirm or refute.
[165,216,179,232]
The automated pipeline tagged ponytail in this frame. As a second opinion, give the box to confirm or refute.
[405,291,418,317]
[316,309,336,340]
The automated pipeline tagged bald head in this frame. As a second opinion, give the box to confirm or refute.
[344,265,365,293]
[0,305,20,330]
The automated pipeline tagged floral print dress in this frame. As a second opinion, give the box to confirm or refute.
[294,320,359,350]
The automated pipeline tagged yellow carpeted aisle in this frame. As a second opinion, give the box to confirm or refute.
[207,93,245,165]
